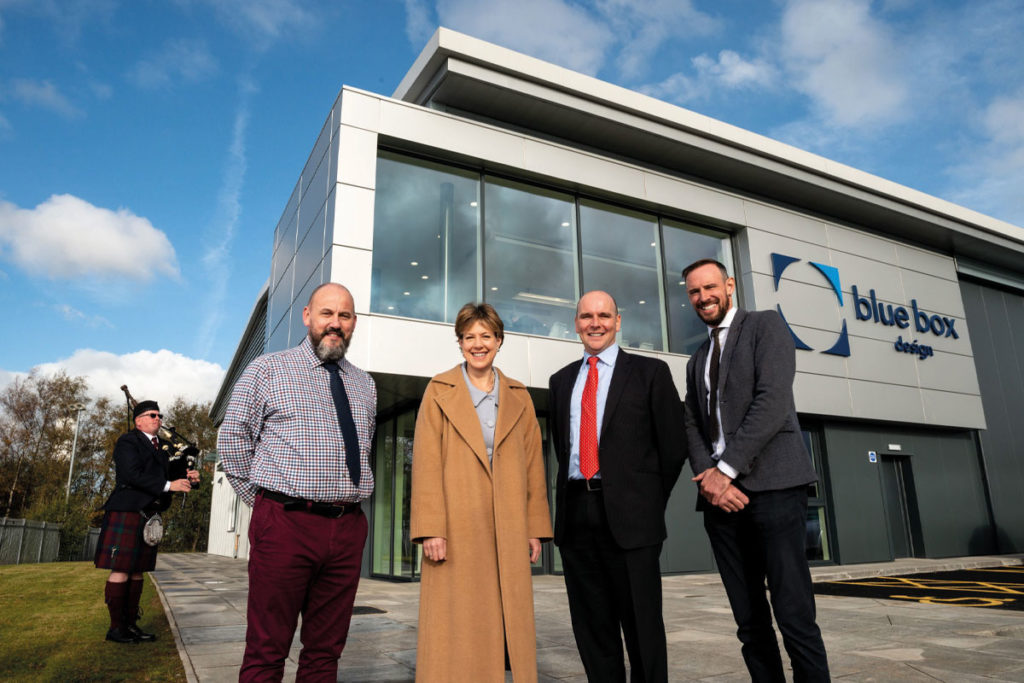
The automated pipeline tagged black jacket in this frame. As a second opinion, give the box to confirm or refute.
[102,429,187,512]
[549,349,687,550]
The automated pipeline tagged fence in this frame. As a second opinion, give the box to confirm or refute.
[0,517,62,564]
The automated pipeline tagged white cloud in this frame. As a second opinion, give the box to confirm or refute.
[778,0,908,128]
[32,348,225,404]
[695,50,777,89]
[435,0,614,75]
[0,194,180,281]
[0,0,116,46]
[195,78,253,358]
[948,92,1024,226]
[10,78,83,118]
[595,0,719,80]
[0,368,26,394]
[188,0,317,49]
[404,0,434,48]
[128,38,217,89]
[55,303,112,328]
[640,50,777,104]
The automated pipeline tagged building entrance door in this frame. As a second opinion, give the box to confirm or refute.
[879,454,920,559]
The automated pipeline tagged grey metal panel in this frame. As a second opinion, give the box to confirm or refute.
[661,483,714,574]
[822,425,891,564]
[822,423,991,563]
[961,280,1024,552]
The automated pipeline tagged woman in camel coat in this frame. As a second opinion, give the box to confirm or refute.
[411,302,553,682]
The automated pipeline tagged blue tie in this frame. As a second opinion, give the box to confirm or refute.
[324,361,361,488]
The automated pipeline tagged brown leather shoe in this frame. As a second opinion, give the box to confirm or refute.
[105,627,139,643]
[125,624,157,642]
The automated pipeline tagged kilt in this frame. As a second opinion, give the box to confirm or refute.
[94,510,159,573]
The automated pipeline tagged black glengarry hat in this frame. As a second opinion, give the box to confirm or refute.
[133,400,160,418]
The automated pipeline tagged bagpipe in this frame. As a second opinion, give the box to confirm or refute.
[120,384,200,471]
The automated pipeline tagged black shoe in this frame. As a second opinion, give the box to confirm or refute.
[105,627,139,644]
[125,624,157,642]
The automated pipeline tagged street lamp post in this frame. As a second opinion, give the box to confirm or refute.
[65,402,86,505]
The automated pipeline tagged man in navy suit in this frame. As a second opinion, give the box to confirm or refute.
[94,400,199,643]
[682,259,829,682]
[549,290,686,682]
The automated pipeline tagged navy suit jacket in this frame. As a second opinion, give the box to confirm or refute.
[102,429,187,512]
[684,308,817,493]
[549,349,686,550]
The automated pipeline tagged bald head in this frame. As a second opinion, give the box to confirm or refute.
[303,283,356,361]
[575,290,621,355]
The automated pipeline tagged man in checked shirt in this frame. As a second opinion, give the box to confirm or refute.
[218,282,377,682]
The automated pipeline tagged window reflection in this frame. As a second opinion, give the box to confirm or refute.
[371,152,735,355]
[483,177,577,339]
[580,200,665,351]
[372,152,479,323]
[662,220,734,356]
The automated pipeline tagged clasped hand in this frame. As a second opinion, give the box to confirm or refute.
[692,467,749,512]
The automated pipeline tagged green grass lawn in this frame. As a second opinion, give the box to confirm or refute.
[0,561,186,682]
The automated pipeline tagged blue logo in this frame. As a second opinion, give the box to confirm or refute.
[770,253,850,357]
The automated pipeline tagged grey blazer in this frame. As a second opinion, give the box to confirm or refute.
[683,308,817,493]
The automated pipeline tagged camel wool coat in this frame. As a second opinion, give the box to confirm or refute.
[410,365,553,683]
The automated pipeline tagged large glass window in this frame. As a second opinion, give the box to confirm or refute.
[372,152,480,323]
[580,200,665,351]
[371,151,734,355]
[483,177,577,339]
[662,219,735,356]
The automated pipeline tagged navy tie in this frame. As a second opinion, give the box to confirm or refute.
[708,328,722,441]
[324,361,361,488]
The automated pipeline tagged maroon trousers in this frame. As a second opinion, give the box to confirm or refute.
[240,493,367,683]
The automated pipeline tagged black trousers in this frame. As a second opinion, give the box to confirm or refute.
[559,489,667,683]
[703,486,830,683]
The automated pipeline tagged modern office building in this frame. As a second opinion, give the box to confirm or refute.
[208,28,1024,579]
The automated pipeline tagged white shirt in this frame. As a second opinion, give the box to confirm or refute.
[703,307,740,480]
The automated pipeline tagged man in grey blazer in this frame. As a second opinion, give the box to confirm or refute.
[681,259,830,682]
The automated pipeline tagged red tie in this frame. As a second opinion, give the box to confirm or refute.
[151,436,160,451]
[580,356,600,479]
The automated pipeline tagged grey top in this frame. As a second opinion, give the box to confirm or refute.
[461,363,499,464]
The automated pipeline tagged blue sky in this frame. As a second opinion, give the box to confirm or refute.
[1,0,1022,404]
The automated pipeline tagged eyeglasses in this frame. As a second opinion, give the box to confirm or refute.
[140,413,163,419]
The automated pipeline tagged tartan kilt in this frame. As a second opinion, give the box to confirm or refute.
[94,510,159,572]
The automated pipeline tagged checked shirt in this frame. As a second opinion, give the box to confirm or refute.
[218,336,377,507]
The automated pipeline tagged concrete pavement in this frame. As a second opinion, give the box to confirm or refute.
[152,552,1024,682]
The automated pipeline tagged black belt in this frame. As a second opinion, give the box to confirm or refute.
[566,478,603,493]
[259,489,360,518]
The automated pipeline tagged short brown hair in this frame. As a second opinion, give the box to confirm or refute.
[681,258,730,281]
[454,302,504,341]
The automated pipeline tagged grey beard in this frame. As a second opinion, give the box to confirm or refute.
[313,334,348,361]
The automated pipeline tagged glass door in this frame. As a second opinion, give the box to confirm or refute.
[371,409,420,579]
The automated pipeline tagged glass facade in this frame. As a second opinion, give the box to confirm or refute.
[580,200,665,350]
[371,152,480,324]
[483,177,578,338]
[372,151,733,356]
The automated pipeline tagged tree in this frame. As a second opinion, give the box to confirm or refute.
[0,371,89,518]
[0,372,218,558]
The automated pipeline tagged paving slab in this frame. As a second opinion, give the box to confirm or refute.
[152,552,1024,682]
